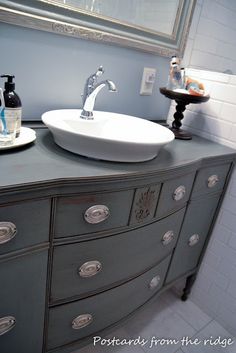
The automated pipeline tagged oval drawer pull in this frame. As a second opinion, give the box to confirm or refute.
[78,260,102,278]
[188,234,200,247]
[173,185,186,201]
[0,222,17,245]
[72,314,93,330]
[84,205,110,224]
[0,316,16,336]
[207,175,219,188]
[162,230,174,246]
[149,275,161,290]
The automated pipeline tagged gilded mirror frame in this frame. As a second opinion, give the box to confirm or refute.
[0,0,196,57]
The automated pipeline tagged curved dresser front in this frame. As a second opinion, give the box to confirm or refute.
[0,129,235,353]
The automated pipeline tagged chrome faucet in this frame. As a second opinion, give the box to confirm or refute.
[80,66,117,120]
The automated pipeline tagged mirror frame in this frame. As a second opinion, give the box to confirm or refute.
[0,0,196,57]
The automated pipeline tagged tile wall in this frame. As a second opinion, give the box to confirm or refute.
[182,0,236,74]
[166,0,236,336]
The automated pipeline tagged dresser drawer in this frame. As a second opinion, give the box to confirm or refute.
[155,173,195,219]
[0,250,48,353]
[0,199,51,255]
[48,255,170,349]
[191,163,231,199]
[54,190,134,238]
[51,208,185,302]
[166,193,221,284]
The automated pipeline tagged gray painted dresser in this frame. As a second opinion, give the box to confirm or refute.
[0,128,236,353]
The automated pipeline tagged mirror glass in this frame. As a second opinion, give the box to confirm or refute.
[55,0,179,36]
[0,0,196,57]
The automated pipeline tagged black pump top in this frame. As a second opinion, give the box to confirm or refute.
[1,74,15,91]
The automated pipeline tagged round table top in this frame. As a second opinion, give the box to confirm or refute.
[160,87,210,104]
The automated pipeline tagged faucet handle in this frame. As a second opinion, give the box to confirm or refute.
[96,66,104,77]
[90,66,104,89]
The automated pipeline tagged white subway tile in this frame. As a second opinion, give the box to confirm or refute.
[207,1,236,29]
[197,0,203,6]
[192,114,232,139]
[220,103,236,123]
[182,124,236,148]
[216,42,236,60]
[216,0,236,12]
[182,110,206,131]
[229,75,236,86]
[182,38,194,68]
[201,0,213,18]
[211,84,236,103]
[189,4,202,40]
[188,100,222,118]
[189,50,224,73]
[167,104,176,125]
[193,34,218,54]
[214,138,236,149]
[221,57,236,76]
[186,68,230,83]
[197,17,231,42]
[228,124,236,142]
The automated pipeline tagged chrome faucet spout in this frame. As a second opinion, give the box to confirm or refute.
[80,67,117,120]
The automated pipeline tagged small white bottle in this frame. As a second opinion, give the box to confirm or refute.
[167,56,183,90]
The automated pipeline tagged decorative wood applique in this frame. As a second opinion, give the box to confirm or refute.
[133,186,159,222]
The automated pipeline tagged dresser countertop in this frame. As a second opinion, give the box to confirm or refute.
[0,128,235,192]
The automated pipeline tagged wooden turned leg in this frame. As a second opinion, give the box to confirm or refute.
[181,274,197,301]
[171,100,192,140]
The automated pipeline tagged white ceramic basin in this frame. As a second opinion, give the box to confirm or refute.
[42,110,174,162]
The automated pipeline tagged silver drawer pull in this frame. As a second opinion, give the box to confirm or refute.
[72,314,93,330]
[207,175,219,188]
[149,275,161,290]
[162,230,174,246]
[0,222,17,245]
[78,260,102,278]
[173,185,186,201]
[188,234,200,247]
[84,205,110,224]
[0,316,16,336]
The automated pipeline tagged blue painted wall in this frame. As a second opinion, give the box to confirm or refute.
[0,23,171,120]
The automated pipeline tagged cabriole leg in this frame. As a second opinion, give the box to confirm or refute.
[181,273,197,301]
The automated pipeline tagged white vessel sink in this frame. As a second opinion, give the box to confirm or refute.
[42,109,174,162]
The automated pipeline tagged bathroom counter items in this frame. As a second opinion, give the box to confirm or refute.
[160,87,210,140]
[0,128,236,353]
[0,127,36,150]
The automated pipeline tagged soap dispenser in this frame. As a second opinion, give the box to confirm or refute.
[0,75,22,137]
